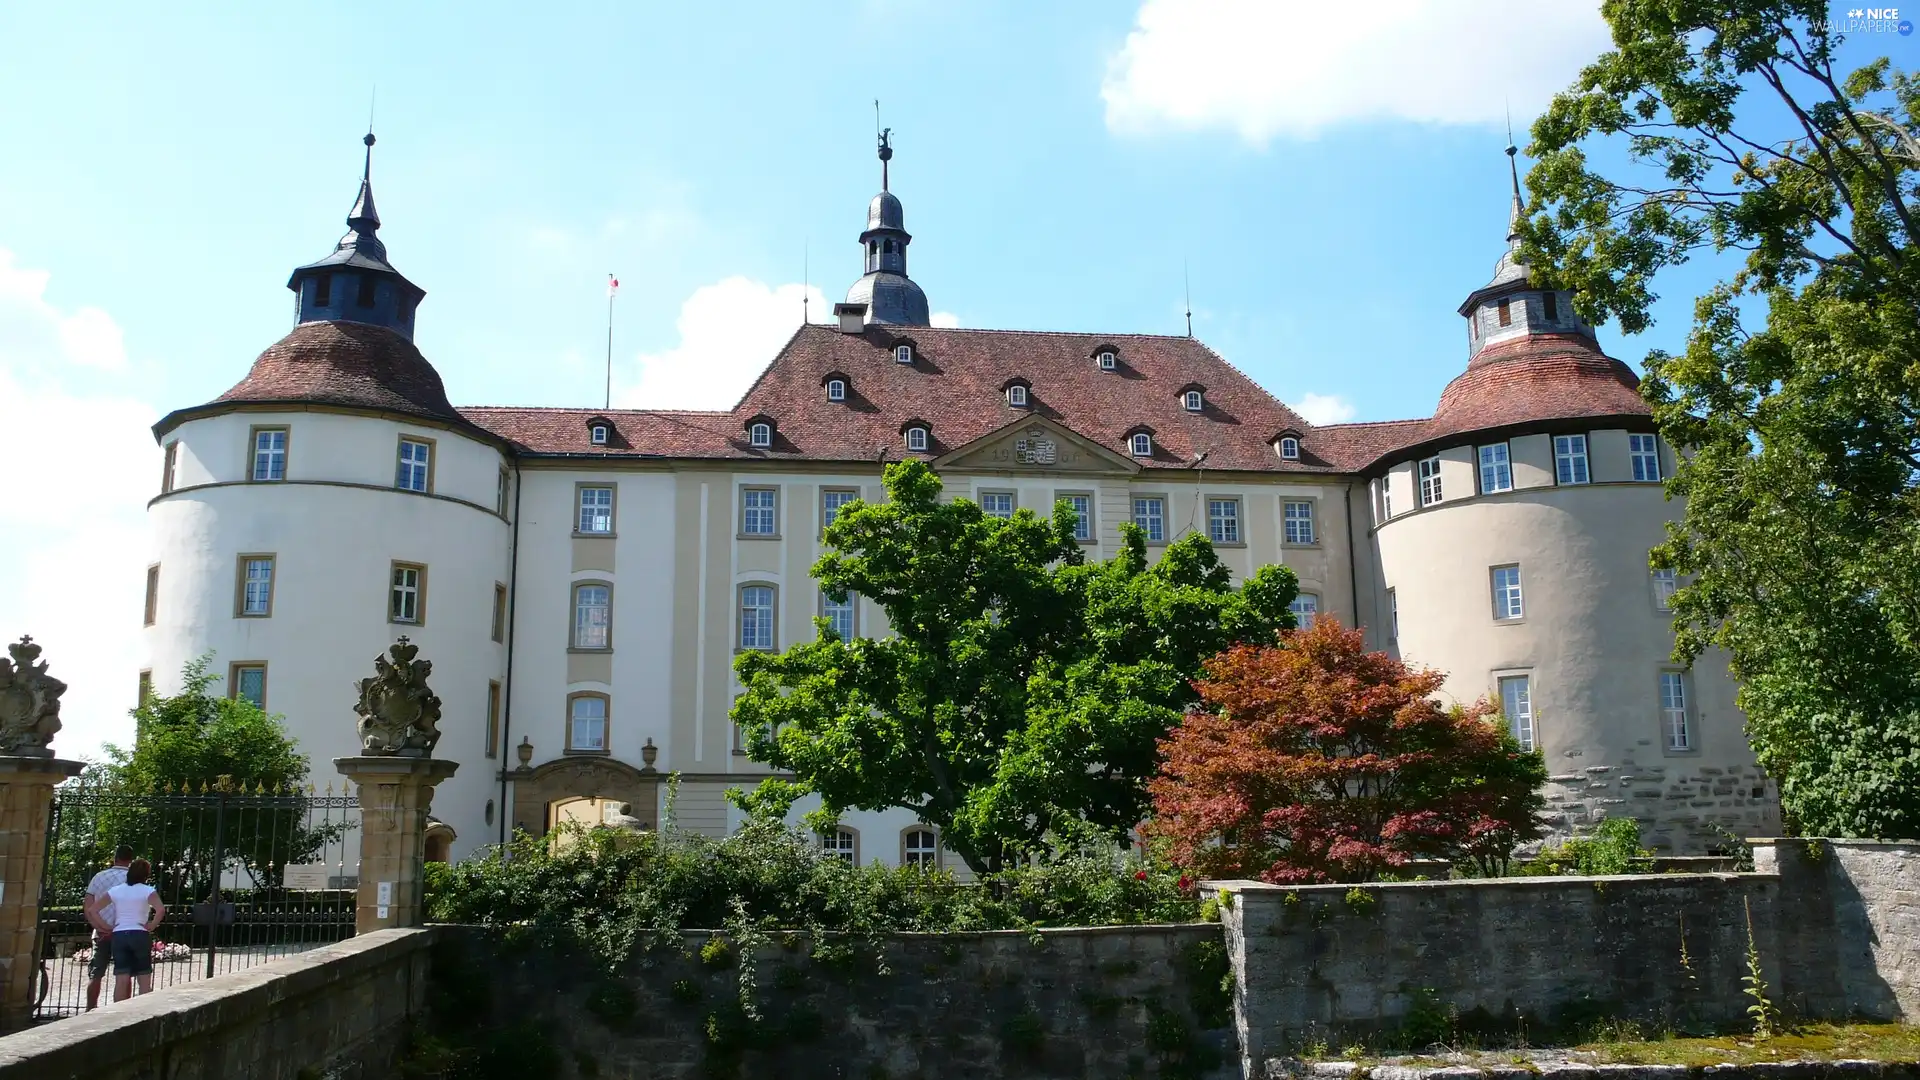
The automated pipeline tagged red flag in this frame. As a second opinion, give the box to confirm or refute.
[607,274,620,298]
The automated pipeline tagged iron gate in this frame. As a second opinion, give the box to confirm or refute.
[32,778,360,1022]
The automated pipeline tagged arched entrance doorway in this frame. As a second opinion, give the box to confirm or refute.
[508,756,660,840]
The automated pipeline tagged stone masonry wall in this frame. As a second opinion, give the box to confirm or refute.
[435,923,1238,1080]
[1541,759,1780,854]
[1759,839,1919,1021]
[0,927,433,1080]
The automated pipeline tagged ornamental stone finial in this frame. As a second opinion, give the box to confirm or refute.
[0,635,65,757]
[353,637,443,757]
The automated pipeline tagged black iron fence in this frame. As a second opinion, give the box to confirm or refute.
[32,779,360,1022]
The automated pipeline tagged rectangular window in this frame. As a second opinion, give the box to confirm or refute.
[137,669,152,705]
[1388,588,1399,642]
[396,437,432,492]
[497,467,511,516]
[1491,564,1524,621]
[161,442,178,494]
[144,565,159,627]
[1290,593,1319,627]
[485,681,501,759]
[229,663,267,709]
[314,273,332,307]
[1500,675,1534,751]
[1652,568,1678,612]
[1062,494,1093,541]
[236,555,275,617]
[1132,496,1165,542]
[1283,501,1315,545]
[822,829,856,864]
[1498,298,1512,326]
[577,485,614,534]
[821,589,855,640]
[1630,433,1662,482]
[741,487,778,536]
[739,585,775,650]
[1380,477,1393,520]
[568,694,608,753]
[904,829,939,869]
[1418,457,1443,506]
[390,562,425,625]
[821,488,858,533]
[252,427,288,482]
[1554,434,1590,485]
[1661,671,1691,751]
[572,584,611,649]
[492,584,508,642]
[979,491,1015,520]
[1543,291,1559,321]
[1478,443,1512,493]
[356,273,378,307]
[1207,498,1241,544]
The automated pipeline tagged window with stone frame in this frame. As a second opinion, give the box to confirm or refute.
[1500,674,1534,751]
[1132,496,1165,542]
[1283,501,1315,545]
[577,486,615,534]
[1207,498,1240,544]
[1418,456,1443,506]
[741,487,778,536]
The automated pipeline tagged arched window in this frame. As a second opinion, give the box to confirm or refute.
[589,424,609,446]
[1183,390,1204,412]
[1129,433,1153,457]
[749,422,772,448]
[905,426,929,452]
[1278,436,1300,460]
[894,344,913,364]
[821,827,857,864]
[1007,385,1029,407]
[571,583,611,650]
[826,379,846,402]
[738,584,777,651]
[1096,350,1117,370]
[903,828,939,869]
[566,692,609,753]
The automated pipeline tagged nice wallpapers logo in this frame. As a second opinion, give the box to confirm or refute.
[1836,6,1914,33]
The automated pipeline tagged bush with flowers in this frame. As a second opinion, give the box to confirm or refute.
[71,939,193,964]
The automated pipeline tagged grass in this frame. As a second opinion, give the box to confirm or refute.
[1327,1023,1920,1068]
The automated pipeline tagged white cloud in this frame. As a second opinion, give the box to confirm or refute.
[930,311,961,328]
[615,277,829,410]
[0,248,155,762]
[1102,0,1607,143]
[1288,392,1357,425]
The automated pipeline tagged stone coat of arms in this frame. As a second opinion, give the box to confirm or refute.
[0,635,64,757]
[355,637,443,756]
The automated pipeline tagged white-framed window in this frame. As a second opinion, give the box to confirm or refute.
[230,663,267,709]
[822,488,858,532]
[905,426,928,452]
[1096,350,1116,370]
[1283,501,1315,545]
[1132,496,1165,542]
[252,428,288,482]
[238,556,274,617]
[573,584,611,649]
[1183,390,1204,412]
[568,693,608,752]
[903,828,938,868]
[1062,494,1093,541]
[1652,568,1678,611]
[741,487,778,536]
[1289,593,1319,627]
[1130,433,1152,457]
[396,438,431,492]
[822,828,857,864]
[1207,498,1240,544]
[1478,443,1512,493]
[1492,565,1524,620]
[1500,674,1534,751]
[980,491,1014,520]
[821,589,855,640]
[1278,436,1300,460]
[497,467,511,517]
[826,379,846,402]
[748,422,772,448]
[1380,477,1393,520]
[1555,434,1590,485]
[1387,588,1398,641]
[1660,671,1692,751]
[1007,385,1029,407]
[390,563,425,625]
[1418,456,1443,506]
[1630,434,1662,481]
[894,344,913,364]
[578,486,614,534]
[589,424,609,446]
[739,585,775,650]
[161,441,179,493]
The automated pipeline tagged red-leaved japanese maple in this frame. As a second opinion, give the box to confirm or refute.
[1147,617,1545,884]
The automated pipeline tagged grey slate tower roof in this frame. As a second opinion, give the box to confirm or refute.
[287,133,427,339]
[844,128,931,326]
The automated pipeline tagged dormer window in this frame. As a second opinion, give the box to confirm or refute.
[904,426,929,452]
[1097,350,1117,371]
[1278,436,1300,460]
[1007,384,1029,407]
[826,379,846,402]
[1183,390,1204,412]
[589,424,609,446]
[749,423,772,448]
[1129,433,1153,457]
[894,344,913,364]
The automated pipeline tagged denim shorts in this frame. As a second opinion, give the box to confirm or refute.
[88,934,112,980]
[110,930,152,977]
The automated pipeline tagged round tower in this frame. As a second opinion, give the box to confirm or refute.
[144,136,509,860]
[1368,145,1778,853]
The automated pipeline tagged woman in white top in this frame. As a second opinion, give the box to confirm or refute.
[101,858,167,1001]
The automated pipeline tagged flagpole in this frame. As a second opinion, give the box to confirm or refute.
[604,275,615,411]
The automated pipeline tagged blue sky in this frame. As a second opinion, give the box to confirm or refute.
[1,1,1908,757]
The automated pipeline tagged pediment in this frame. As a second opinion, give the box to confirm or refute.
[934,416,1140,476]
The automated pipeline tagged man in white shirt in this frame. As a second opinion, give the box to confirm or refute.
[81,845,134,1011]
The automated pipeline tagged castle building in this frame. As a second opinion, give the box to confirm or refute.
[142,134,1778,865]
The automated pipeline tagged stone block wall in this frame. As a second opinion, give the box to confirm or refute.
[1541,759,1779,853]
[1758,839,1918,1021]
[0,927,433,1080]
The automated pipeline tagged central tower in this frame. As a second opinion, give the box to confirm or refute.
[843,128,931,326]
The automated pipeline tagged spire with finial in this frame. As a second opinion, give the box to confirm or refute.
[844,111,929,326]
[349,131,381,237]
[875,99,892,191]
[1505,116,1524,243]
[286,131,425,337]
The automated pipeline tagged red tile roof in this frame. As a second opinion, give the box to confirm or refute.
[210,321,466,425]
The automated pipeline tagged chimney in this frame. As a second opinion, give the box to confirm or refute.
[833,302,867,334]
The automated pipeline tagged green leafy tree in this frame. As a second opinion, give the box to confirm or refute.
[1523,1,1920,835]
[731,460,1299,875]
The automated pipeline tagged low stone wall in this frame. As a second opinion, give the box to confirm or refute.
[0,927,433,1080]
[1763,840,1920,1020]
[433,923,1238,1079]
